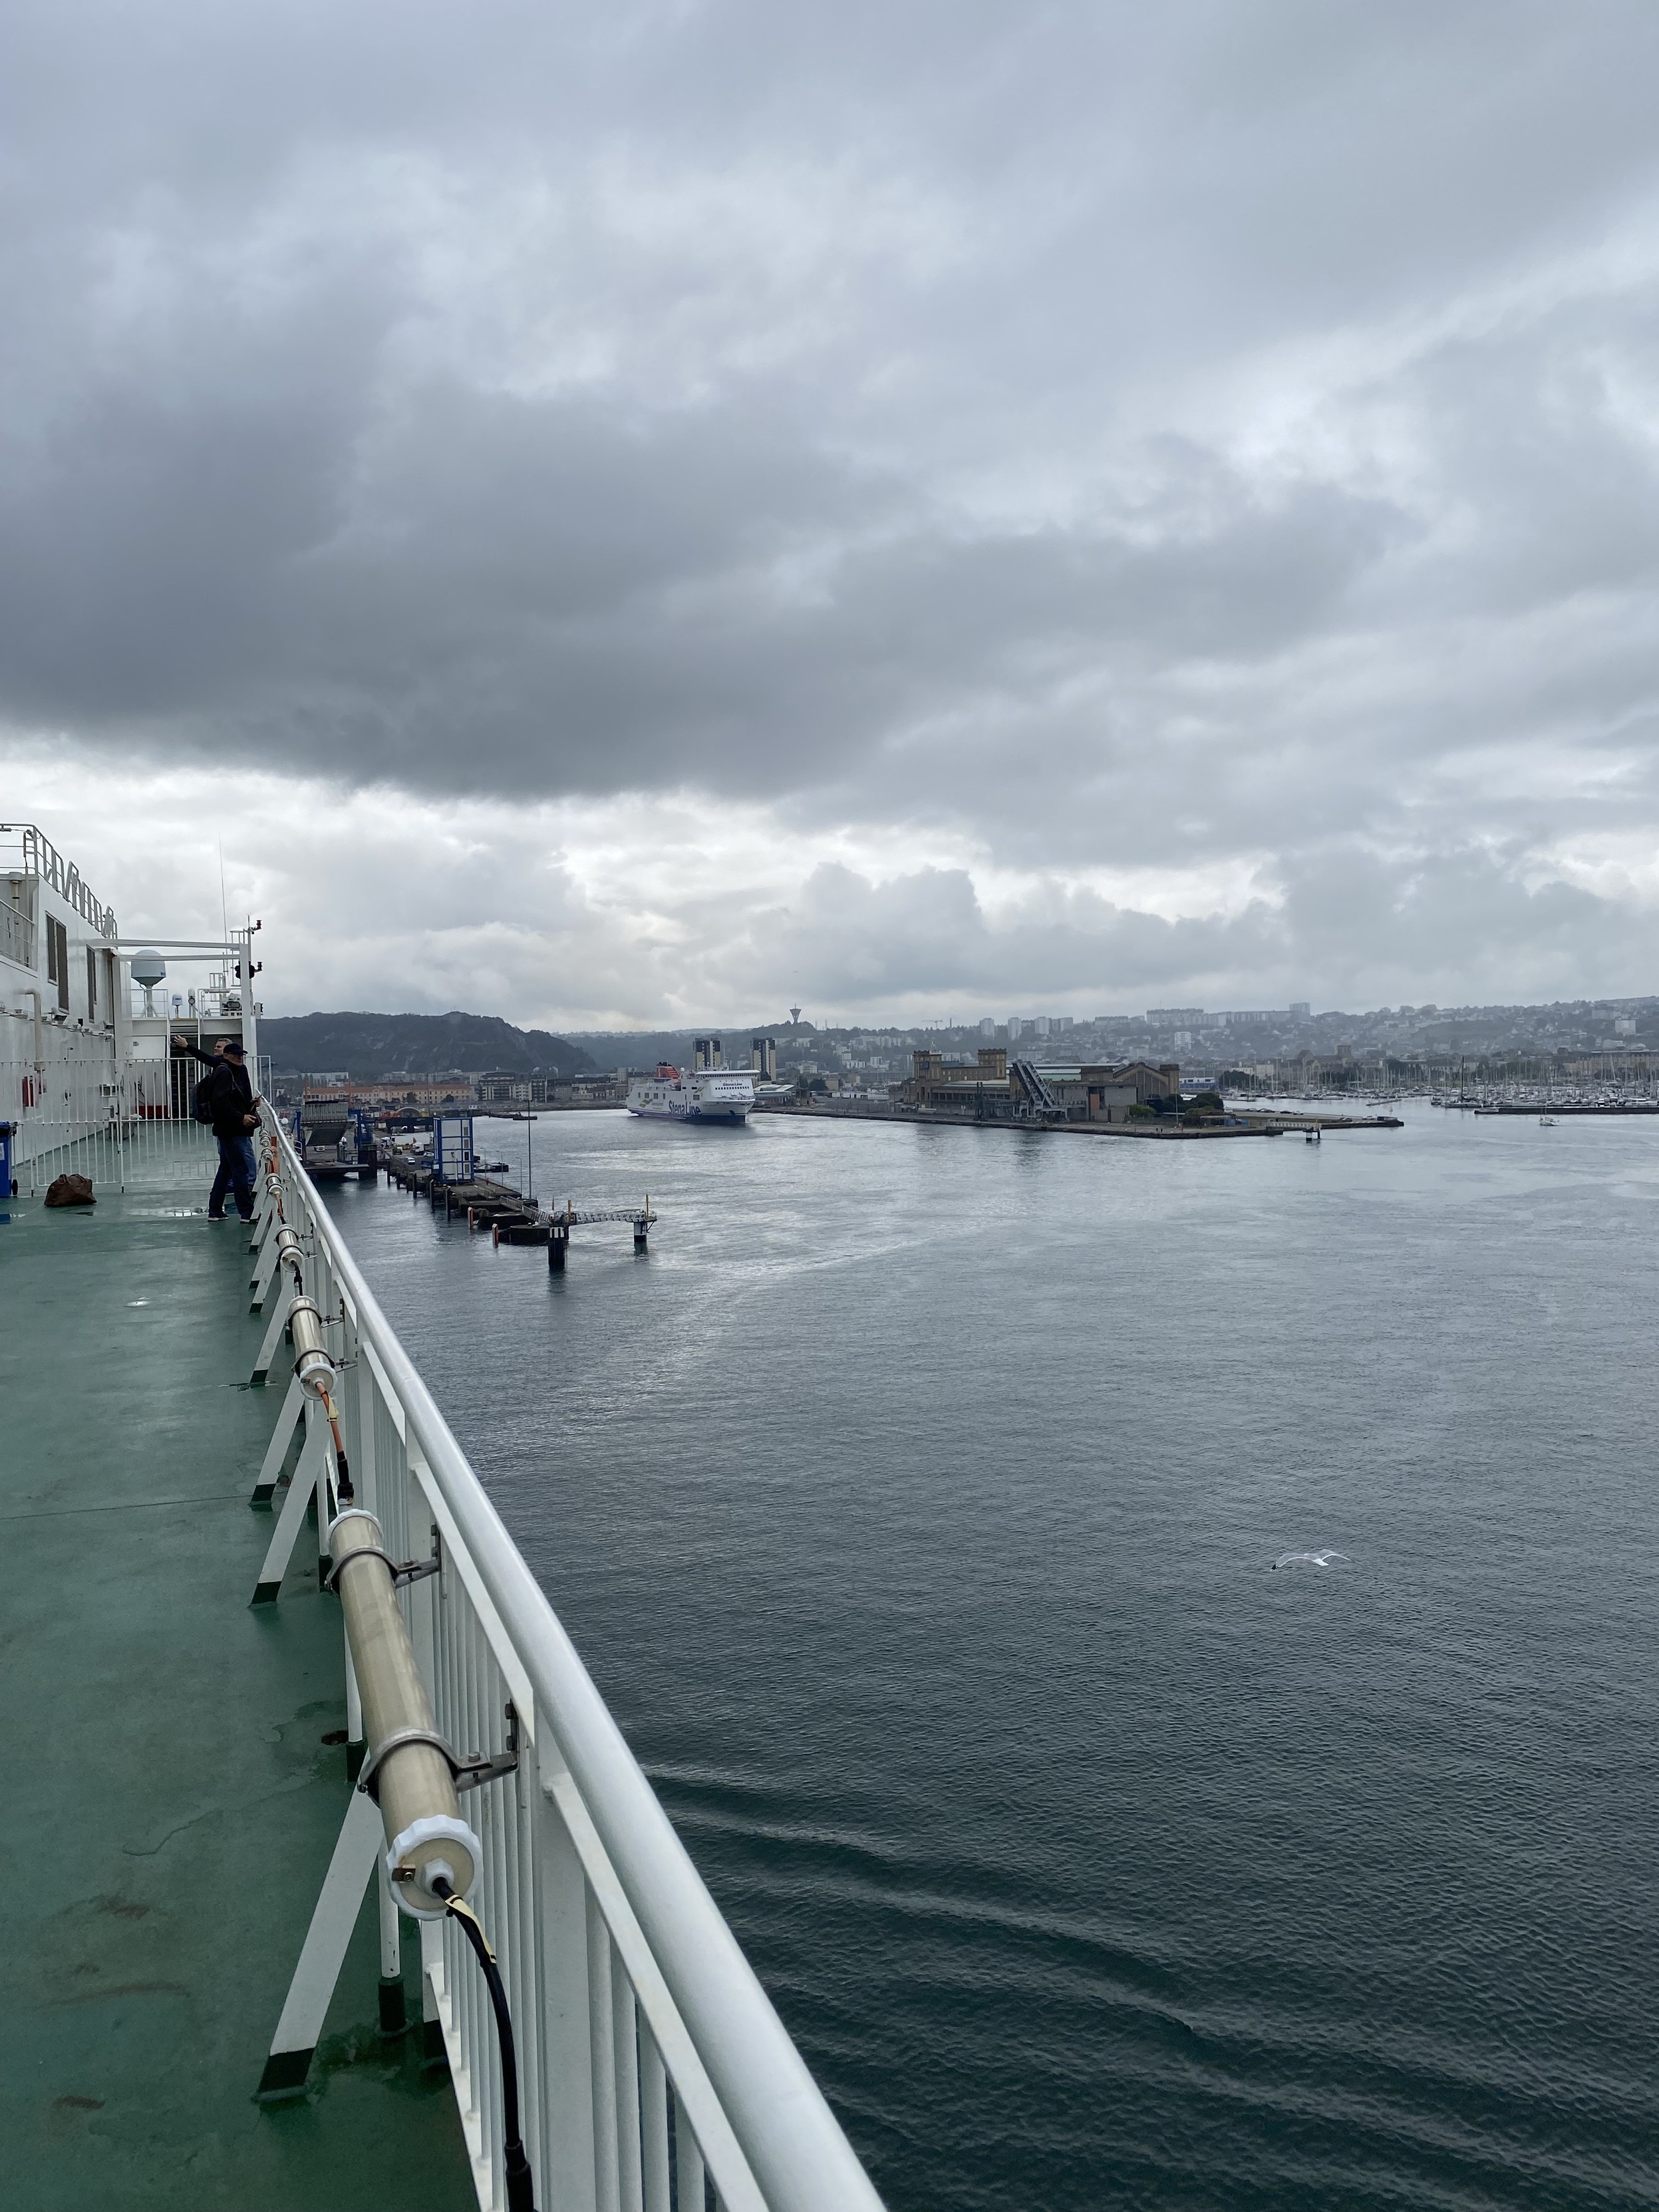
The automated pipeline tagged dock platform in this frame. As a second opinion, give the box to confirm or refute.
[380,1150,658,1261]
[382,1152,528,1216]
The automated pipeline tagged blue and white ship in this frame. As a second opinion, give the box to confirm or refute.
[628,1037,754,1123]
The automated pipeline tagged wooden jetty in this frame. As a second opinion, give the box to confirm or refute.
[380,1146,656,1266]
[382,1149,526,1220]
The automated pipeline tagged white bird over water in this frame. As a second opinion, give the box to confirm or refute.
[1273,1549,1350,1570]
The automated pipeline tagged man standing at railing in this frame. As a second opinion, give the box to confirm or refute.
[172,1033,259,1221]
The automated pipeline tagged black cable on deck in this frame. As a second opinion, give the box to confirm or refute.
[432,1878,535,2212]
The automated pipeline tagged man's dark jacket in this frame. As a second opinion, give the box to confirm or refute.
[180,1045,255,1140]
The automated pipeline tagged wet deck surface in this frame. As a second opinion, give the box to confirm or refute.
[0,1171,472,2210]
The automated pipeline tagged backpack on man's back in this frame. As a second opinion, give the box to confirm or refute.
[192,1073,218,1124]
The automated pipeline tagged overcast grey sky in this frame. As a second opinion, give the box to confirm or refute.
[5,1,1658,1024]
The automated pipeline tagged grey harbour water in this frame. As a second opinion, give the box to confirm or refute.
[323,1103,1659,2212]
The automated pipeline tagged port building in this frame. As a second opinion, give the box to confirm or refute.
[901,1050,1179,1121]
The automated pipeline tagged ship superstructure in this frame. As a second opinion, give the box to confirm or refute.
[1,822,260,1193]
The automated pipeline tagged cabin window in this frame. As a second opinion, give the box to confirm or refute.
[46,917,69,1008]
[86,945,98,1019]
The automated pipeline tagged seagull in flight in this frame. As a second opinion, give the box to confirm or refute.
[1273,1549,1350,1570]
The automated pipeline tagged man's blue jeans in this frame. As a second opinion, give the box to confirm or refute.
[210,1134,257,1219]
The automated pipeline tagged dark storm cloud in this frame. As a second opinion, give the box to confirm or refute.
[6,0,1659,1007]
[2,333,1401,800]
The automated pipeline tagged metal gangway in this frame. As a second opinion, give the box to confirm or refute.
[1008,1059,1062,1117]
[247,1104,883,2212]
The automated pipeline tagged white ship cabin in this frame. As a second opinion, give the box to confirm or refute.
[2,822,261,1190]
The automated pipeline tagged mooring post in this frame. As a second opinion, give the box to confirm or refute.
[548,1223,568,1272]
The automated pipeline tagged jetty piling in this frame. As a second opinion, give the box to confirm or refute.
[543,1199,657,1271]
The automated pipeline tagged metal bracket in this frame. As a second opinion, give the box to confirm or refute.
[455,1703,522,1795]
[323,1534,440,1595]
[452,1752,518,1794]
[356,1703,520,1801]
[356,1726,454,1802]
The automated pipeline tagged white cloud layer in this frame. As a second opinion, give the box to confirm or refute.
[13,745,1658,1028]
[6,1,1659,1019]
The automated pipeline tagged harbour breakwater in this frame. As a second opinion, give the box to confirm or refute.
[1483,1100,1659,1116]
[753,1098,1404,1137]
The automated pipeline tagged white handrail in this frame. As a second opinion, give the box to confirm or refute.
[265,1109,885,2212]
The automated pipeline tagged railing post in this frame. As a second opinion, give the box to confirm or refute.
[639,2021,671,2212]
[587,1890,621,2212]
[613,1953,645,2212]
[378,1869,406,2035]
[420,1916,449,2070]
[529,1751,601,2212]
[352,1327,379,1521]
[676,2092,708,2212]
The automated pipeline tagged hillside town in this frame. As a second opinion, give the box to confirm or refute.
[263,996,1659,1113]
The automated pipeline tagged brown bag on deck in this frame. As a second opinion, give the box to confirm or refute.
[43,1174,96,1207]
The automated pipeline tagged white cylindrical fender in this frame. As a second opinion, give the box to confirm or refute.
[328,1508,480,1917]
[287,1296,335,1398]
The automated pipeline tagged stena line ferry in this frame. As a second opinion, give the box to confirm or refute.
[627,1036,754,1124]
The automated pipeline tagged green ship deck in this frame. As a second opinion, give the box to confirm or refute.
[1,1172,474,2209]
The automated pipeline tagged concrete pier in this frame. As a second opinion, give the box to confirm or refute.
[751,1099,1402,1138]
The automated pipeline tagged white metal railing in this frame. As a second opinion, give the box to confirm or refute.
[258,1107,884,2212]
[0,1025,275,1194]
[0,820,118,938]
[0,1025,223,1191]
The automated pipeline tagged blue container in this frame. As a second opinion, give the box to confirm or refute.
[0,1120,13,1199]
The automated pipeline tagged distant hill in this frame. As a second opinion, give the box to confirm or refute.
[261,1011,596,1080]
